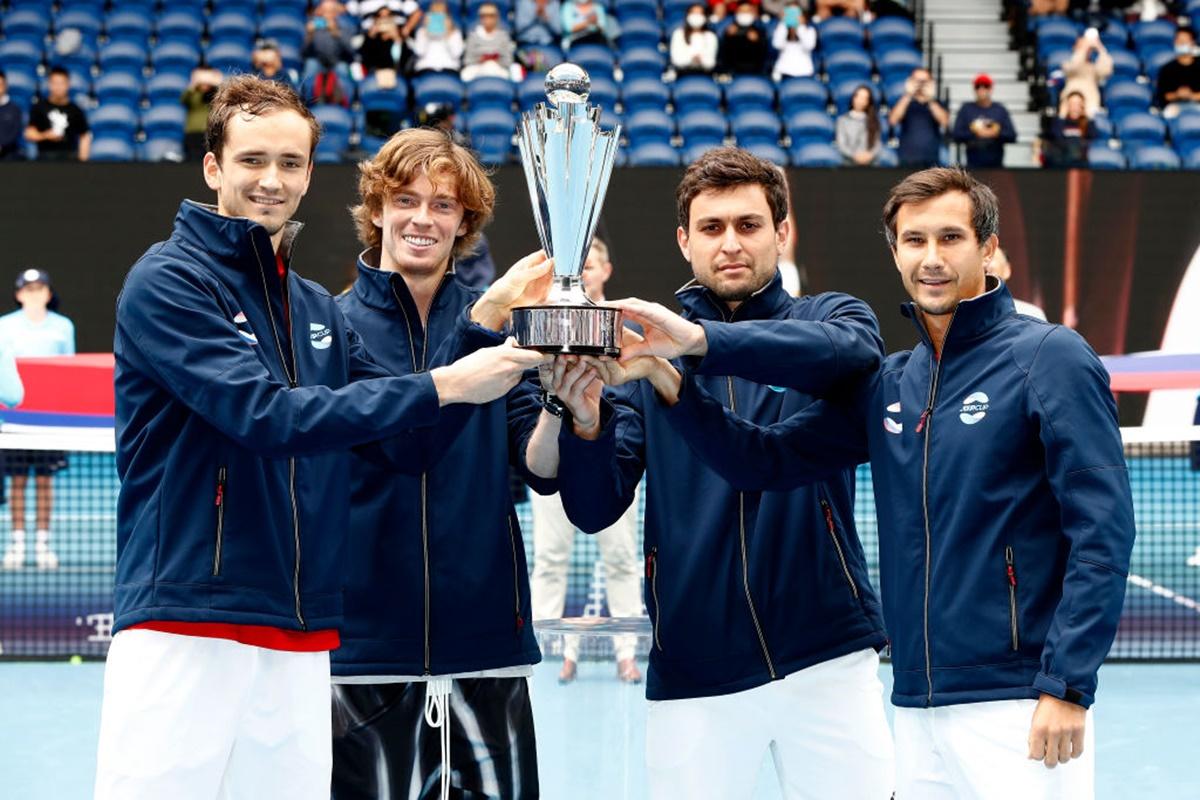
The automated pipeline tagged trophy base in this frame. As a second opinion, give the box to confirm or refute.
[511,305,622,357]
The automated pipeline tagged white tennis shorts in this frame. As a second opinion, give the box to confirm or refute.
[93,629,332,800]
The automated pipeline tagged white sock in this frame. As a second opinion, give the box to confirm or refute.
[35,529,50,547]
[10,529,25,546]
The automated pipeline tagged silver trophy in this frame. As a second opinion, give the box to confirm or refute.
[512,64,623,356]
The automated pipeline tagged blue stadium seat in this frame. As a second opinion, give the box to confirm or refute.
[95,72,143,109]
[869,17,916,51]
[0,39,41,73]
[414,72,465,110]
[1105,80,1153,122]
[1132,19,1177,54]
[678,108,727,146]
[2,69,37,110]
[1041,47,1073,73]
[875,147,899,167]
[823,48,873,84]
[89,105,139,139]
[614,0,660,23]
[105,9,154,44]
[681,141,723,164]
[55,8,103,40]
[621,77,670,114]
[520,44,564,73]
[1182,142,1200,169]
[1099,19,1130,52]
[1107,49,1141,81]
[211,0,261,18]
[359,74,409,115]
[567,44,616,81]
[1170,111,1200,151]
[618,17,663,50]
[206,42,253,75]
[1117,112,1167,146]
[876,48,922,84]
[156,9,205,43]
[817,17,865,50]
[90,136,137,162]
[1035,17,1079,57]
[618,46,665,81]
[2,9,51,40]
[790,141,841,167]
[261,11,307,50]
[785,109,836,144]
[627,141,681,167]
[1128,143,1180,169]
[588,76,619,112]
[466,107,516,164]
[152,42,201,77]
[142,105,186,140]
[600,108,622,134]
[1090,112,1115,140]
[674,76,723,115]
[732,109,781,146]
[517,75,549,111]
[779,77,829,114]
[745,141,788,166]
[52,41,98,76]
[1142,48,1176,82]
[1086,145,1126,170]
[98,41,147,76]
[141,137,185,163]
[313,104,353,161]
[725,75,775,114]
[662,0,695,28]
[832,79,879,113]
[146,73,189,107]
[625,108,674,145]
[465,77,515,111]
[208,11,258,47]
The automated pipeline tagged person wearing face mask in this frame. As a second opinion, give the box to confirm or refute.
[560,0,612,49]
[771,2,817,81]
[411,0,465,75]
[718,2,771,75]
[1155,26,1200,119]
[670,4,719,75]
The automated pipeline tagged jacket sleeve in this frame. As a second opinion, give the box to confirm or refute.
[556,384,646,533]
[951,106,972,143]
[506,370,557,495]
[661,371,869,491]
[1026,327,1135,709]
[689,292,883,394]
[117,260,442,459]
[998,106,1017,144]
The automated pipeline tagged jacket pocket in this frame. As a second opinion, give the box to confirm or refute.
[506,515,525,634]
[647,547,664,652]
[1005,545,1019,651]
[212,466,228,577]
[820,497,860,600]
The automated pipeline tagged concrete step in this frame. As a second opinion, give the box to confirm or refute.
[941,53,1020,70]
[933,42,1012,54]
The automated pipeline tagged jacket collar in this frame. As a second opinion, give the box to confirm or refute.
[674,270,791,322]
[173,200,303,271]
[901,275,1015,350]
[352,247,457,312]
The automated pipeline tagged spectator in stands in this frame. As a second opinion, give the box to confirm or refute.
[1059,30,1112,118]
[305,0,357,71]
[1043,89,1097,167]
[24,68,90,163]
[182,67,222,161]
[718,2,771,75]
[462,3,517,81]
[411,0,465,74]
[707,0,741,26]
[1155,26,1200,119]
[814,0,865,19]
[952,73,1017,168]
[837,84,883,165]
[253,42,292,87]
[771,3,817,80]
[670,4,720,75]
[0,70,24,161]
[515,0,562,48]
[359,4,415,76]
[561,0,613,49]
[0,268,74,571]
[889,66,948,167]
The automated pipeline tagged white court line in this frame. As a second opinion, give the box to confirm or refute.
[1127,573,1200,615]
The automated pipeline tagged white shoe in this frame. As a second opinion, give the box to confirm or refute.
[34,543,58,570]
[2,543,25,569]
[1188,548,1200,568]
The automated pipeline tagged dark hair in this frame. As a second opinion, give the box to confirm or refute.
[882,167,999,249]
[1176,26,1196,42]
[48,66,70,80]
[676,147,789,231]
[0,68,7,81]
[205,74,321,162]
[853,84,880,149]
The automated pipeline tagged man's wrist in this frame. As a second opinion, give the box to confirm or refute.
[648,359,682,406]
[685,322,709,357]
[469,298,508,332]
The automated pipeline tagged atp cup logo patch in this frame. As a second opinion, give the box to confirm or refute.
[959,391,990,425]
[883,401,903,434]
[233,311,257,345]
[309,322,333,350]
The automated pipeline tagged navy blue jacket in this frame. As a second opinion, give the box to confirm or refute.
[113,202,446,634]
[331,251,552,676]
[664,280,1136,709]
[951,101,1017,168]
[557,274,888,701]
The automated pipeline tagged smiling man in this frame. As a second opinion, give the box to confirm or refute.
[639,167,1136,799]
[96,77,545,800]
[542,147,894,799]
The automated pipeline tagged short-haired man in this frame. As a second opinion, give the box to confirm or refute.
[329,128,557,799]
[529,237,644,685]
[25,67,90,162]
[545,147,895,798]
[644,167,1136,799]
[890,67,949,168]
[95,76,544,799]
[951,73,1016,169]
[1155,26,1200,119]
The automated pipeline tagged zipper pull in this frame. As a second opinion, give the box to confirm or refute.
[214,468,226,506]
[915,407,931,434]
[820,499,835,534]
[515,612,524,632]
[646,554,654,579]
[1005,546,1017,586]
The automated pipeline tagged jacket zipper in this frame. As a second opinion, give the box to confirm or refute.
[918,312,954,705]
[728,375,777,679]
[646,548,663,651]
[251,236,306,630]
[820,497,859,599]
[1005,546,1019,651]
[507,516,525,634]
[212,466,227,576]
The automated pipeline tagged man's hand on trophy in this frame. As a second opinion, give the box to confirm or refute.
[584,328,684,406]
[610,298,707,361]
[547,356,602,438]
[471,250,555,331]
[431,338,550,406]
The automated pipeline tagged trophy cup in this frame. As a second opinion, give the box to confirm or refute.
[511,63,623,357]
